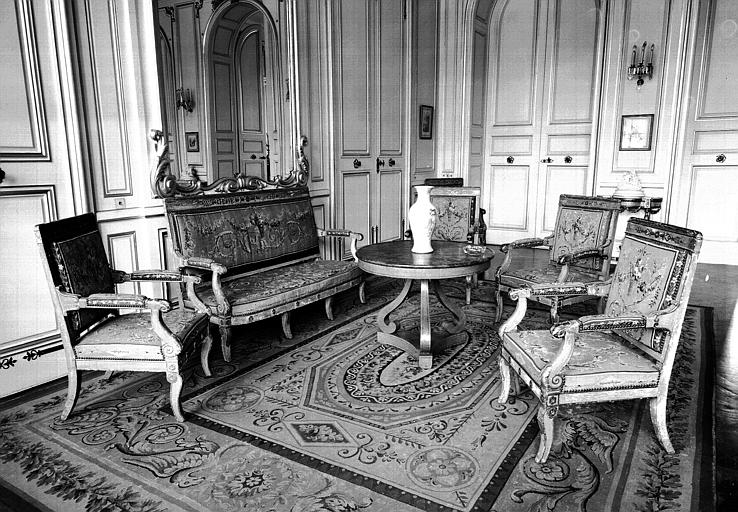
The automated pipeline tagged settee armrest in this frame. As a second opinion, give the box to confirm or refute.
[182,257,228,275]
[178,257,229,316]
[316,228,365,261]
[112,268,201,285]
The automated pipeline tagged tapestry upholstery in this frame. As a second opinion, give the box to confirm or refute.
[502,263,601,288]
[430,195,476,242]
[604,226,691,357]
[53,231,115,337]
[75,309,207,361]
[166,190,321,273]
[550,204,616,271]
[501,329,660,393]
[197,260,363,312]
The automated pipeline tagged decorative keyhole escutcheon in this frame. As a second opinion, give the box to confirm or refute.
[716,153,726,163]
[353,158,362,168]
[506,156,514,164]
[564,155,573,164]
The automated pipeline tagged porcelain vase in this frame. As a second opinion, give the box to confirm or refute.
[408,185,437,253]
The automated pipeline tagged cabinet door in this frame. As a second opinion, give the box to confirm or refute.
[672,0,738,264]
[334,0,406,255]
[484,0,602,244]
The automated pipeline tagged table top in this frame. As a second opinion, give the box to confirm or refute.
[356,240,493,280]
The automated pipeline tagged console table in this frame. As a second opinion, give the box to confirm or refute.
[356,240,493,369]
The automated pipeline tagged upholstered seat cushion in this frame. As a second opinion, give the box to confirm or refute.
[501,329,660,393]
[500,263,601,289]
[74,309,208,360]
[197,260,363,314]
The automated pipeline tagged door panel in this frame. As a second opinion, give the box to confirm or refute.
[484,0,603,244]
[342,172,371,250]
[673,0,738,263]
[378,168,403,242]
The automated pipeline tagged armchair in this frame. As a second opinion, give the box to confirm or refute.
[497,218,702,463]
[429,186,484,304]
[495,195,621,322]
[35,213,211,422]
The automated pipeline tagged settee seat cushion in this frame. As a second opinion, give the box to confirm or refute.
[198,260,363,314]
[74,309,208,360]
[502,329,660,394]
[500,262,601,289]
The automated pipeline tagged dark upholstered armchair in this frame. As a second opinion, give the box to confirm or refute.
[35,213,211,422]
[495,195,621,323]
[497,218,702,463]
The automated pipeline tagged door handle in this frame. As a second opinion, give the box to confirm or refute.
[0,167,5,184]
[564,155,572,164]
[388,158,395,167]
[353,158,362,168]
[541,157,553,163]
[716,153,726,163]
[506,156,514,164]
[376,157,385,173]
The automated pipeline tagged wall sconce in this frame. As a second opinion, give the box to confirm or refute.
[175,87,194,112]
[627,42,654,89]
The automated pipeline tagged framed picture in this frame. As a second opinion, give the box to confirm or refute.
[185,132,200,152]
[619,114,654,151]
[419,105,434,139]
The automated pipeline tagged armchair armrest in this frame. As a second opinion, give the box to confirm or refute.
[523,280,612,298]
[550,304,682,338]
[182,257,227,275]
[316,228,365,261]
[501,236,551,253]
[497,236,553,277]
[57,289,171,313]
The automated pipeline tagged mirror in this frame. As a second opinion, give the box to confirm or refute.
[154,0,302,193]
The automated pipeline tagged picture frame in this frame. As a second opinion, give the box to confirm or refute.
[185,132,200,152]
[619,114,654,151]
[419,105,434,139]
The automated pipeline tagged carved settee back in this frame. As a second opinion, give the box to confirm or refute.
[164,186,321,275]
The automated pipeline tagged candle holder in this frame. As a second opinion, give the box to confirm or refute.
[627,41,654,89]
[175,87,195,112]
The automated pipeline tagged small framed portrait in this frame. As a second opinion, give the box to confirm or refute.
[619,114,654,151]
[419,105,434,139]
[185,132,200,152]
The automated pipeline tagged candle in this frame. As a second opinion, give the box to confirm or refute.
[631,45,637,67]
[640,41,647,66]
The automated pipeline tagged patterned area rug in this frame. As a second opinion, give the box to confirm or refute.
[0,280,715,511]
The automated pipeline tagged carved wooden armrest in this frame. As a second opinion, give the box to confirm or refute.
[550,304,682,339]
[523,280,612,298]
[180,258,229,316]
[112,269,202,285]
[57,289,171,312]
[317,228,365,261]
[498,288,531,337]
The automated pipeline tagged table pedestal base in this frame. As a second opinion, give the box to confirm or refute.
[376,278,467,369]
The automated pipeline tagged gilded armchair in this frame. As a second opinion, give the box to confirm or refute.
[429,186,484,304]
[35,214,212,422]
[497,218,702,463]
[495,195,621,323]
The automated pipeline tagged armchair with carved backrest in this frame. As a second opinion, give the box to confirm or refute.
[497,218,702,463]
[35,213,212,422]
[495,195,621,323]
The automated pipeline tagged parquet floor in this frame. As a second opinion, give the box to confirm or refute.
[487,248,738,511]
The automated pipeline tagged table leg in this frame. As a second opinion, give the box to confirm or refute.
[376,278,413,334]
[418,279,432,369]
[432,280,467,333]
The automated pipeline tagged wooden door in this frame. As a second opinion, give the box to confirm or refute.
[483,0,603,244]
[0,0,80,394]
[334,0,407,256]
[671,0,738,264]
[237,27,268,179]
